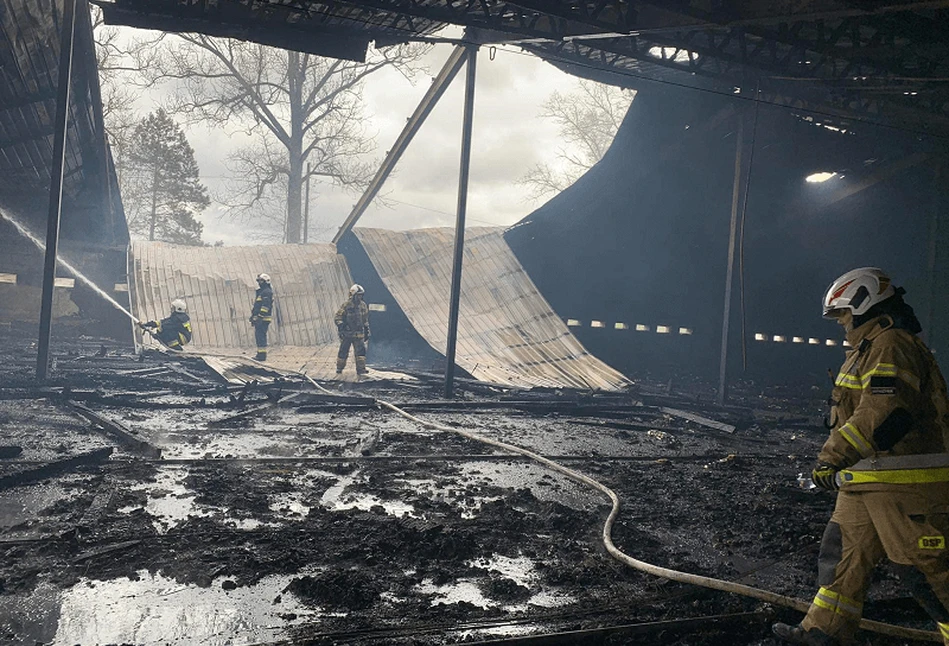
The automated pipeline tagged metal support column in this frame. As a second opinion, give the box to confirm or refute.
[37,0,78,382]
[444,46,477,399]
[303,162,311,244]
[717,112,745,405]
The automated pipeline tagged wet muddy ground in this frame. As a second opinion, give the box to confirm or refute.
[0,330,939,645]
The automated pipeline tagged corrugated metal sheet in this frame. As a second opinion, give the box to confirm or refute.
[130,241,355,380]
[353,227,630,391]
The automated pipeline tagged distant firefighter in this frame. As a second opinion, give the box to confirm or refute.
[250,273,274,361]
[138,299,192,351]
[773,267,949,646]
[334,283,370,377]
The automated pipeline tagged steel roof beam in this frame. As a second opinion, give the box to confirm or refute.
[332,45,467,244]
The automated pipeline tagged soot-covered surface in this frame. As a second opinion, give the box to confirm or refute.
[0,328,937,645]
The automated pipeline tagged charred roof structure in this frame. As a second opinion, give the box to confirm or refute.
[98,1,949,136]
[0,0,128,335]
[505,81,947,386]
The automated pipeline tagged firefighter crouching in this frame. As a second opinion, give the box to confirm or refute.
[334,284,370,377]
[138,299,192,351]
[250,273,273,361]
[773,267,949,646]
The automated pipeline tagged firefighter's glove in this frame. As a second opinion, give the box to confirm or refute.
[140,321,157,330]
[364,329,371,341]
[812,462,840,491]
[249,316,258,325]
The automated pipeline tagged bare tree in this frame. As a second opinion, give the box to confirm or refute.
[135,36,428,242]
[90,6,140,182]
[519,80,634,199]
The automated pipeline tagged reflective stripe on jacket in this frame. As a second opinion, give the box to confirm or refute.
[819,314,949,487]
[839,452,949,487]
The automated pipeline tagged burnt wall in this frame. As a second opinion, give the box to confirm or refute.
[506,84,945,387]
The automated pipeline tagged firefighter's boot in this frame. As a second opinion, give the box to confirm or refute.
[336,357,346,375]
[255,350,267,362]
[355,356,367,379]
[773,623,837,645]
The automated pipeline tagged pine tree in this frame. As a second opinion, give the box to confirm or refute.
[123,109,209,245]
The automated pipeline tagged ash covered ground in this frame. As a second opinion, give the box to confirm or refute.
[0,327,937,645]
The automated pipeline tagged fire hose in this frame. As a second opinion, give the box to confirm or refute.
[292,374,940,643]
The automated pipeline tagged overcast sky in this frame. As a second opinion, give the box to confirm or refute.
[115,30,601,246]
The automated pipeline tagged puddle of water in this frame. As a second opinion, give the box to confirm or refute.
[269,491,311,518]
[121,467,277,533]
[418,579,493,608]
[470,554,538,588]
[395,476,504,519]
[416,561,575,614]
[0,582,61,645]
[0,484,67,531]
[321,471,415,518]
[51,570,315,646]
[162,431,347,460]
[122,466,208,533]
[457,461,598,511]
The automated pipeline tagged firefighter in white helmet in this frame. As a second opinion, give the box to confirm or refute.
[138,299,192,351]
[249,273,274,361]
[333,284,370,377]
[773,267,949,646]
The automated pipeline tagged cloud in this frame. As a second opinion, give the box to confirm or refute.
[111,32,591,244]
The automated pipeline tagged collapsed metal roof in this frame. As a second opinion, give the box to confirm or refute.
[353,226,630,391]
[131,234,630,390]
[97,1,949,135]
[130,241,355,380]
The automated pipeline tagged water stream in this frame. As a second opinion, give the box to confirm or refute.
[0,208,138,322]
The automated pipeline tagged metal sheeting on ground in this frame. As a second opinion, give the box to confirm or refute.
[129,241,352,381]
[353,227,630,391]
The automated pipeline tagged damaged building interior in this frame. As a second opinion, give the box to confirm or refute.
[1,1,948,645]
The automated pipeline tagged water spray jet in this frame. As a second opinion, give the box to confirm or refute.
[0,208,139,323]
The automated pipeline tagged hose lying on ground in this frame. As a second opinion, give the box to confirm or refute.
[163,352,939,643]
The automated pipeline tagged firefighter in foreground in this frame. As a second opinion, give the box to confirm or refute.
[773,267,949,646]
[334,284,370,378]
[138,299,192,351]
[250,273,274,361]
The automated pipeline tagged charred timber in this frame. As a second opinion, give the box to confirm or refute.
[0,447,112,490]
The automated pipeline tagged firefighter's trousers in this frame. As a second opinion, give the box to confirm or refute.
[801,486,949,644]
[254,321,269,359]
[337,335,366,374]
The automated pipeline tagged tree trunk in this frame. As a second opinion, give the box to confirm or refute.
[285,51,304,244]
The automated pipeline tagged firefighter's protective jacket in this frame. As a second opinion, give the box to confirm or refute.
[147,312,192,350]
[821,314,949,489]
[251,283,274,323]
[334,297,370,339]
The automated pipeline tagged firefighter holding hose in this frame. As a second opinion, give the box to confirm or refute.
[773,267,949,646]
[138,298,192,351]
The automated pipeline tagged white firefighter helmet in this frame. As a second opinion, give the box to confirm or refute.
[349,284,365,297]
[822,267,895,318]
[170,298,188,314]
[256,273,271,284]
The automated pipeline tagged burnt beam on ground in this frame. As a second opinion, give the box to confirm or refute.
[0,447,112,490]
[69,403,162,458]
